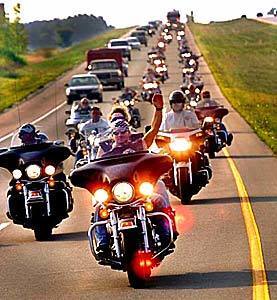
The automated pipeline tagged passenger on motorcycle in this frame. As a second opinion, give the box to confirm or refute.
[160,90,200,131]
[94,94,177,255]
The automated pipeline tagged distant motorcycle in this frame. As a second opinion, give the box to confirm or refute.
[156,128,212,204]
[0,139,73,241]
[70,151,176,288]
[195,106,232,158]
[141,81,161,102]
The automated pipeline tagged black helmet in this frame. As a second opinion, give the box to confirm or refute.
[18,123,36,139]
[169,90,186,105]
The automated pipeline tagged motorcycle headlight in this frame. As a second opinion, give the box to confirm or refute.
[12,169,22,180]
[45,165,55,176]
[189,59,195,66]
[190,100,197,107]
[177,36,181,41]
[153,83,158,88]
[195,88,200,94]
[156,67,163,73]
[118,70,122,76]
[112,182,134,204]
[94,189,109,203]
[185,89,190,95]
[154,59,161,65]
[204,117,214,123]
[158,42,165,48]
[26,165,41,179]
[124,100,130,106]
[66,88,71,96]
[169,139,192,152]
[130,100,135,105]
[139,182,154,196]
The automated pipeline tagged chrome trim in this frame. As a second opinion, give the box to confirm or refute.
[147,212,174,259]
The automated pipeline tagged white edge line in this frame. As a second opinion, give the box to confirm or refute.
[0,101,66,144]
[0,222,11,231]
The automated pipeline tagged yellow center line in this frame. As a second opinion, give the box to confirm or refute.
[223,148,270,300]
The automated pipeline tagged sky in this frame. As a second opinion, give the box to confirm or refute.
[2,0,276,26]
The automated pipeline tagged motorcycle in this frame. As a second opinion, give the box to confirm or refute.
[141,81,161,102]
[116,96,142,129]
[181,85,202,103]
[195,106,231,158]
[69,151,176,288]
[0,136,73,241]
[156,128,212,204]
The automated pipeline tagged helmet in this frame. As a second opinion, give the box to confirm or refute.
[169,90,186,105]
[18,123,36,139]
[37,132,48,143]
[202,90,211,99]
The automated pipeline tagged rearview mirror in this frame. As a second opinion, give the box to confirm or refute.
[65,110,71,115]
[64,83,69,88]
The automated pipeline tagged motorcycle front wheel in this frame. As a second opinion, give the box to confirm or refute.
[34,224,53,241]
[123,230,151,288]
[177,167,193,205]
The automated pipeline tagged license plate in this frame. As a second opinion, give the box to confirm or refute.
[119,219,136,230]
[80,93,87,97]
[28,191,42,198]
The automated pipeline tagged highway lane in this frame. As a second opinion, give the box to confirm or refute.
[0,29,275,299]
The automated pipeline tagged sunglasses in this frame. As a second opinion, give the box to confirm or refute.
[113,129,129,136]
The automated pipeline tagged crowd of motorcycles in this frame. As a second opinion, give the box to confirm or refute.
[0,17,233,288]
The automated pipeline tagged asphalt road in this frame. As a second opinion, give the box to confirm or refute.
[0,28,276,300]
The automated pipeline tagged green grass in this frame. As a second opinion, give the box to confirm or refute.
[0,28,130,112]
[189,19,277,154]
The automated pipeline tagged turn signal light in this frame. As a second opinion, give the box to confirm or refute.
[99,208,109,219]
[144,201,154,212]
[48,178,55,187]
[15,182,23,191]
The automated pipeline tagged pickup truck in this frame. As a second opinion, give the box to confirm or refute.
[86,48,126,90]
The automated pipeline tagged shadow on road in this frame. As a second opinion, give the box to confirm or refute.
[149,270,277,289]
[191,196,276,205]
[52,231,87,242]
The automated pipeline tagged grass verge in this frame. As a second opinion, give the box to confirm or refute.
[189,19,277,153]
[0,28,130,112]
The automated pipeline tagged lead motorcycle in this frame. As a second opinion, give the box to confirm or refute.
[0,135,73,241]
[156,128,212,204]
[70,151,176,288]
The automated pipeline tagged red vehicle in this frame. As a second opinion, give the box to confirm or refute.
[86,48,126,90]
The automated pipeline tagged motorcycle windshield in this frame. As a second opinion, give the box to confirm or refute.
[0,133,71,172]
[70,151,172,193]
[195,107,228,119]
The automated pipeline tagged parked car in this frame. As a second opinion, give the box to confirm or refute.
[65,74,103,104]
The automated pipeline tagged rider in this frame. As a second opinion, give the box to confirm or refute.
[78,106,109,136]
[197,90,219,107]
[75,107,109,164]
[94,94,177,256]
[74,97,92,114]
[120,87,137,101]
[18,123,49,145]
[160,90,200,131]
[197,91,233,146]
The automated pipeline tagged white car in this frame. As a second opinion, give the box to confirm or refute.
[125,37,141,51]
